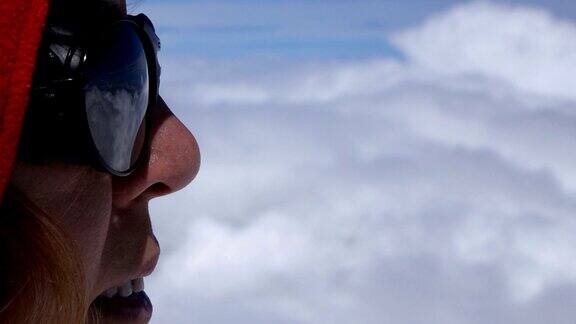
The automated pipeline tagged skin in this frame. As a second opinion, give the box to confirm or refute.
[9,1,201,322]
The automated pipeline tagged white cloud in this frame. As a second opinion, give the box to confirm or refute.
[148,2,576,323]
[391,1,576,100]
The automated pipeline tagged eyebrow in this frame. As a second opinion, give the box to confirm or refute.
[102,0,127,18]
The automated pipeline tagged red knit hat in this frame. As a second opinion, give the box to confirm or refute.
[0,0,50,201]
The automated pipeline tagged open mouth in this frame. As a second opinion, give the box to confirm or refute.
[93,278,153,323]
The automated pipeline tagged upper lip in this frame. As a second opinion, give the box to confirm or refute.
[138,247,160,279]
[96,250,159,298]
[95,234,160,298]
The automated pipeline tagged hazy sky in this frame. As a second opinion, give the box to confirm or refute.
[137,1,576,323]
[139,0,576,59]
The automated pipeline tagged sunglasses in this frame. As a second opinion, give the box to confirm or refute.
[18,14,161,176]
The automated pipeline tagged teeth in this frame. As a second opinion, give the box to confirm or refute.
[132,278,144,293]
[118,281,133,297]
[101,278,144,298]
[103,287,118,298]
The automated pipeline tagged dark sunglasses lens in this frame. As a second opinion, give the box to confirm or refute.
[84,22,149,174]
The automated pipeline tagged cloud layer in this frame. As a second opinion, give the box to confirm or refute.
[148,2,576,323]
[392,1,576,99]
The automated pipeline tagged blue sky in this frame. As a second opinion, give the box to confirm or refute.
[139,0,576,59]
[140,1,576,323]
[140,0,459,59]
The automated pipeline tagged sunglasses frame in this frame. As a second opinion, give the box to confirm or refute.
[20,14,161,177]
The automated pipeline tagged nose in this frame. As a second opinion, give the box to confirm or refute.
[113,96,201,205]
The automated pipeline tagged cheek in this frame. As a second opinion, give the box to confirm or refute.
[57,174,113,291]
[11,163,113,291]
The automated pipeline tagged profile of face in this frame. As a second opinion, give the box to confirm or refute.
[7,1,200,323]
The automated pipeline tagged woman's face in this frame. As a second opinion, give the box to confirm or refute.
[8,1,200,323]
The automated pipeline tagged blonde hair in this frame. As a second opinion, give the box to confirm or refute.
[0,186,89,323]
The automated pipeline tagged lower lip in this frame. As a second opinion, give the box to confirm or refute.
[93,291,153,323]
